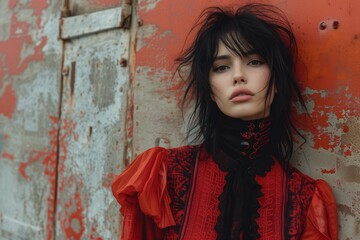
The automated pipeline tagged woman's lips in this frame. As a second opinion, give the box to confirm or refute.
[230,94,253,102]
[229,89,254,102]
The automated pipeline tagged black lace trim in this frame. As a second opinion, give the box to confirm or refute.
[214,152,274,240]
[213,117,274,240]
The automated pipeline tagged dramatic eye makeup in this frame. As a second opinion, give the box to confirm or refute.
[211,55,231,73]
[246,54,266,66]
[211,53,266,73]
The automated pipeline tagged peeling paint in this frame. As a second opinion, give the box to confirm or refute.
[337,203,355,217]
[102,172,117,188]
[340,164,360,183]
[136,24,159,51]
[90,222,104,240]
[55,5,130,237]
[134,1,360,239]
[69,0,126,16]
[57,118,77,193]
[321,168,336,174]
[1,152,15,161]
[89,58,117,109]
[139,0,161,11]
[1,0,62,239]
[0,83,16,119]
[133,66,184,154]
[2,0,49,74]
[1,0,360,239]
[0,134,3,154]
[89,0,119,7]
[59,192,85,239]
[14,68,59,133]
[0,23,47,76]
[13,116,59,239]
[341,116,360,154]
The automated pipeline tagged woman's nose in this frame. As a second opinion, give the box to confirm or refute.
[233,66,246,85]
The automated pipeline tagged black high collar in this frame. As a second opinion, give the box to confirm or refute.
[219,115,272,163]
[213,115,274,240]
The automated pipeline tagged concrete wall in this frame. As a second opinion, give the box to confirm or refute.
[0,0,359,239]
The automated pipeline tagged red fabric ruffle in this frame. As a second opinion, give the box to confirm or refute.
[111,147,175,229]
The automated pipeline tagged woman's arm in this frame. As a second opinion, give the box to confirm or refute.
[301,180,338,240]
[111,147,175,239]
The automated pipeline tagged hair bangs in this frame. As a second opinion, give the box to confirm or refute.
[219,30,254,58]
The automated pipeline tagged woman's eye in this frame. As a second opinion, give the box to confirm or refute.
[213,65,229,72]
[248,60,265,66]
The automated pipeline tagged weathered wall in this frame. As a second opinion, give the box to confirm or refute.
[1,0,359,239]
[0,0,131,239]
[0,0,62,238]
[134,0,360,239]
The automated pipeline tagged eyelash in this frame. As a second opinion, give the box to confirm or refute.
[212,65,229,73]
[212,59,265,72]
[248,60,265,66]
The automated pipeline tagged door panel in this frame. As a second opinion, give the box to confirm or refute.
[56,4,131,239]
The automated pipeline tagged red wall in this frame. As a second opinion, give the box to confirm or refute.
[134,0,360,238]
[1,0,359,239]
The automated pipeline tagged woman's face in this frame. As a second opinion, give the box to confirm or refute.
[209,41,275,120]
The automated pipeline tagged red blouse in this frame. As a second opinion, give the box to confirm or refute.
[112,146,338,240]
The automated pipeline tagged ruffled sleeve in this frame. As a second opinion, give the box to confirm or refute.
[111,147,176,239]
[301,180,338,240]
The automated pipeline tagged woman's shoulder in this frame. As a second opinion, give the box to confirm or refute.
[111,144,204,228]
[111,144,203,198]
[288,167,337,216]
[291,169,339,239]
[111,147,169,202]
[288,166,312,179]
[136,144,202,157]
[116,144,202,167]
[284,166,338,238]
[166,144,204,160]
[288,166,335,191]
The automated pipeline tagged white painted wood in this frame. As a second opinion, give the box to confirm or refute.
[61,7,128,39]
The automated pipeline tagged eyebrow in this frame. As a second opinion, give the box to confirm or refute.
[213,55,232,61]
[213,51,257,61]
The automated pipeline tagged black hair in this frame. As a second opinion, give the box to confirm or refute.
[177,3,308,166]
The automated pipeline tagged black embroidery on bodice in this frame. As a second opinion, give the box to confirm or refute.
[158,119,316,240]
[164,146,199,239]
[213,116,274,240]
[285,168,316,240]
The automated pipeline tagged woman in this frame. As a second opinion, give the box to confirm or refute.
[112,3,338,240]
